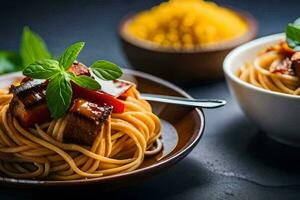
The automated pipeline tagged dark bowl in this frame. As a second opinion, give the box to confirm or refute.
[118,7,258,83]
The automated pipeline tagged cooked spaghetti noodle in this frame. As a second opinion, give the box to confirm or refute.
[236,42,300,95]
[0,86,162,180]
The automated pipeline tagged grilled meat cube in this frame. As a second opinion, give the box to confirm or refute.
[63,99,112,146]
[10,100,50,129]
[69,61,90,76]
[8,61,91,129]
[270,57,294,75]
[10,80,46,107]
[9,80,50,129]
[20,77,33,84]
[292,52,300,78]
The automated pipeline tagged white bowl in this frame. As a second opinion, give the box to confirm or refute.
[224,33,300,147]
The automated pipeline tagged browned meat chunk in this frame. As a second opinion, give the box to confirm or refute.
[10,80,46,107]
[9,80,50,129]
[270,57,294,75]
[292,52,300,78]
[63,99,112,146]
[69,61,90,76]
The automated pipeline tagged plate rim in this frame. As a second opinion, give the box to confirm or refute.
[0,69,205,186]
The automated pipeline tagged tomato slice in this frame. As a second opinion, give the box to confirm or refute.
[72,83,125,113]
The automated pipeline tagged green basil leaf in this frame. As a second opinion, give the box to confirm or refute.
[286,24,300,50]
[0,51,22,74]
[67,73,101,90]
[59,42,85,70]
[90,60,122,80]
[23,59,61,79]
[20,26,51,67]
[46,74,72,119]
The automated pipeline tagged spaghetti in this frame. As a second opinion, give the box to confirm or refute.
[236,42,300,95]
[0,86,162,180]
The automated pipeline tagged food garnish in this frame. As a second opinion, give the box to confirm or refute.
[286,18,300,51]
[21,26,52,66]
[0,27,51,74]
[23,42,123,118]
[0,51,22,74]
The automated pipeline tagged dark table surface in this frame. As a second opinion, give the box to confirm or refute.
[1,0,300,199]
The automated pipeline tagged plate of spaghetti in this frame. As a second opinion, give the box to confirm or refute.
[0,41,204,187]
[224,18,300,146]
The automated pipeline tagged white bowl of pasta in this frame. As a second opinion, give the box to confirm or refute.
[224,33,300,146]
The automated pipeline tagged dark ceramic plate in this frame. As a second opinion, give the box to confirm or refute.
[0,69,205,188]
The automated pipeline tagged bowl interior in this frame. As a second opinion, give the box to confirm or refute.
[224,33,284,75]
[222,33,300,99]
[119,7,258,53]
[0,69,204,187]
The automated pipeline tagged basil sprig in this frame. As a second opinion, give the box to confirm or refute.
[286,18,300,51]
[21,26,52,66]
[23,42,122,119]
[46,73,73,119]
[0,51,22,74]
[59,42,84,70]
[90,60,123,80]
[0,27,51,74]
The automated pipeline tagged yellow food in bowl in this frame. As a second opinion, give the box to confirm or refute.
[126,0,248,49]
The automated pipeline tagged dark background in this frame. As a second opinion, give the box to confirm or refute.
[1,0,300,199]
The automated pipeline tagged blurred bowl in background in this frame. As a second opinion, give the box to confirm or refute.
[118,7,257,83]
